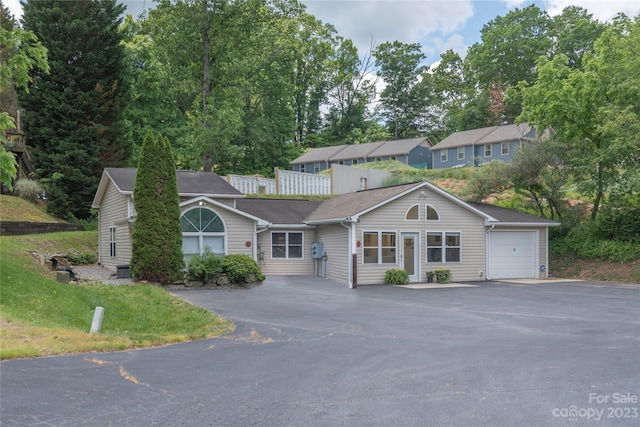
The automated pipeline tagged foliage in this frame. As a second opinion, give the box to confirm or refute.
[0,194,63,222]
[19,0,130,219]
[221,254,265,283]
[13,178,42,202]
[187,249,224,282]
[518,15,640,220]
[131,131,184,283]
[67,252,97,266]
[384,268,409,285]
[374,41,428,139]
[0,144,16,190]
[551,222,640,263]
[434,267,452,284]
[596,207,640,244]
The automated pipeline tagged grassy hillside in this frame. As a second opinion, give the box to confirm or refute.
[0,195,64,222]
[0,230,234,360]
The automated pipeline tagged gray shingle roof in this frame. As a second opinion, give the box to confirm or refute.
[467,202,559,225]
[104,168,242,196]
[368,137,431,157]
[235,198,322,224]
[433,123,535,150]
[329,141,385,161]
[290,145,349,164]
[291,137,433,164]
[305,182,424,222]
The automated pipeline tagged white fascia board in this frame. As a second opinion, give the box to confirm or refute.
[267,224,317,229]
[485,221,561,227]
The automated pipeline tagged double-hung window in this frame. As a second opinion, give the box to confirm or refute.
[363,231,396,264]
[457,147,465,160]
[272,232,303,259]
[501,142,509,155]
[440,150,448,162]
[109,226,116,257]
[484,144,492,157]
[426,231,461,263]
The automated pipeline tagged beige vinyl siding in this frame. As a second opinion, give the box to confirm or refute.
[98,181,132,271]
[314,224,349,285]
[354,188,487,284]
[256,229,316,276]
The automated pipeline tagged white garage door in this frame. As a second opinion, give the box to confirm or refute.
[489,231,537,279]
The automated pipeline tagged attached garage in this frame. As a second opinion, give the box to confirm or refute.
[488,231,538,279]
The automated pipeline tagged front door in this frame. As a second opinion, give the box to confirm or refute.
[402,233,420,283]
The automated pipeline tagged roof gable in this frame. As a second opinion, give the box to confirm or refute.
[305,182,425,222]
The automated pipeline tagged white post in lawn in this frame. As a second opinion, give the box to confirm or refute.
[90,306,105,334]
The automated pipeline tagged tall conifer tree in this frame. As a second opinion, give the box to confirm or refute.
[131,131,184,283]
[19,0,129,219]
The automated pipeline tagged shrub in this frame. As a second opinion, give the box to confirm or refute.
[434,267,452,284]
[221,254,265,283]
[384,268,409,285]
[13,179,42,202]
[187,249,223,282]
[67,252,97,265]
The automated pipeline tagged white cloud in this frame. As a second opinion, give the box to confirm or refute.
[5,0,23,20]
[303,0,474,58]
[541,0,640,20]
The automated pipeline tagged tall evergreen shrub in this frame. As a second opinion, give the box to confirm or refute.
[130,131,184,283]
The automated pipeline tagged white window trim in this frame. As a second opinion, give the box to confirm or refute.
[457,147,465,160]
[405,204,420,221]
[425,204,440,222]
[270,231,304,260]
[314,162,320,173]
[109,226,116,257]
[181,207,228,258]
[425,231,462,264]
[501,141,509,155]
[440,150,448,162]
[485,144,492,157]
[362,230,398,265]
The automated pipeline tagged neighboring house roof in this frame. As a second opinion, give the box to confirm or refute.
[235,198,323,226]
[92,168,243,208]
[291,137,433,165]
[367,137,431,158]
[290,145,349,164]
[329,141,385,161]
[432,123,536,151]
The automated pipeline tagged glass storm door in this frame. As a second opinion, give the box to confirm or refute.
[402,233,420,283]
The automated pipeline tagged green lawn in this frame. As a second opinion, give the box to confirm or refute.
[0,231,234,359]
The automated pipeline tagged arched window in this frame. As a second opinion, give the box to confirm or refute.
[425,204,440,221]
[181,207,226,262]
[405,204,419,221]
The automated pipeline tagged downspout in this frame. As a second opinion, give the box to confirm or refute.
[485,224,495,280]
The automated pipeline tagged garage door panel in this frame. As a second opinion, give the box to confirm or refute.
[489,231,537,279]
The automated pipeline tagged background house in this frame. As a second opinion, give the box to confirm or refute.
[431,123,550,169]
[291,137,433,173]
[93,168,559,285]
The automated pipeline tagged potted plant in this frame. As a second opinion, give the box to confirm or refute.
[434,267,452,284]
[426,271,435,283]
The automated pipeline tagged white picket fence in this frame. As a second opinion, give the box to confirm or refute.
[227,168,330,195]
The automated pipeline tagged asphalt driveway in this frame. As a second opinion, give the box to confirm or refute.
[1,277,639,426]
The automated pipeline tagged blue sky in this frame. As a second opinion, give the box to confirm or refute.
[6,0,640,67]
